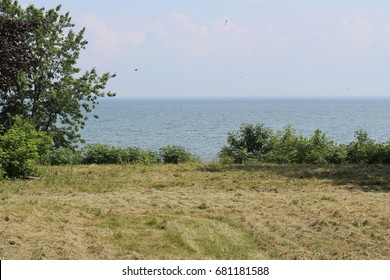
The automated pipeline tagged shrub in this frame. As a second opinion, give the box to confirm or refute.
[159,145,198,164]
[0,163,5,179]
[49,148,82,165]
[140,150,161,164]
[121,147,142,163]
[325,144,347,164]
[219,123,274,163]
[79,144,163,165]
[346,130,385,164]
[81,144,123,164]
[305,129,338,164]
[265,125,301,163]
[218,146,252,164]
[219,123,350,165]
[382,140,390,164]
[0,116,52,178]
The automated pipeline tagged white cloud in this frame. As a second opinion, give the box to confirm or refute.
[80,11,145,57]
[341,17,374,46]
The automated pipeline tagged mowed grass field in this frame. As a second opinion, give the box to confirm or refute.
[1,163,390,260]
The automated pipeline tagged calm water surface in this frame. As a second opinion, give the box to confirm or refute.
[82,98,390,161]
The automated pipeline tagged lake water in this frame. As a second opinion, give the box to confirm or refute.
[82,98,390,161]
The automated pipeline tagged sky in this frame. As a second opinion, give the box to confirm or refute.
[21,0,390,98]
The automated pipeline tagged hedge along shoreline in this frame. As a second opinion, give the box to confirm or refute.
[50,123,390,167]
[3,120,390,179]
[218,123,390,165]
[49,144,199,166]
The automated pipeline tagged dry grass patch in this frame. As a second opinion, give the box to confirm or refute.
[1,163,390,259]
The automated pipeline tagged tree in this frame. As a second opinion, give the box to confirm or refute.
[0,1,116,149]
[0,17,38,91]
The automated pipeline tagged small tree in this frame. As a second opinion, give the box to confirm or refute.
[0,1,116,149]
[0,116,52,178]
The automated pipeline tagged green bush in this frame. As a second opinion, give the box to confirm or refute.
[265,125,301,163]
[304,129,340,164]
[219,123,274,163]
[218,123,387,165]
[81,144,123,164]
[120,147,161,164]
[49,148,82,165]
[159,145,198,164]
[121,147,142,163]
[140,150,161,164]
[0,116,52,178]
[77,144,162,165]
[0,163,5,179]
[346,130,385,164]
[218,146,253,164]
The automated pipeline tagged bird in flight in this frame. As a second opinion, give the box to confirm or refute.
[224,19,228,25]
[134,69,139,71]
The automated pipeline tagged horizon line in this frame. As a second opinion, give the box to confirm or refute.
[104,95,390,100]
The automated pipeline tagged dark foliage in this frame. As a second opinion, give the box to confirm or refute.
[0,17,38,90]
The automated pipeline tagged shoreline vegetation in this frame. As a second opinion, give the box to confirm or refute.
[41,123,390,167]
[2,121,390,179]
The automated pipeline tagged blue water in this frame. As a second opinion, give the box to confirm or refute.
[82,98,390,161]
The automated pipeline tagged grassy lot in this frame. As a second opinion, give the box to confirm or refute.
[1,163,390,260]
